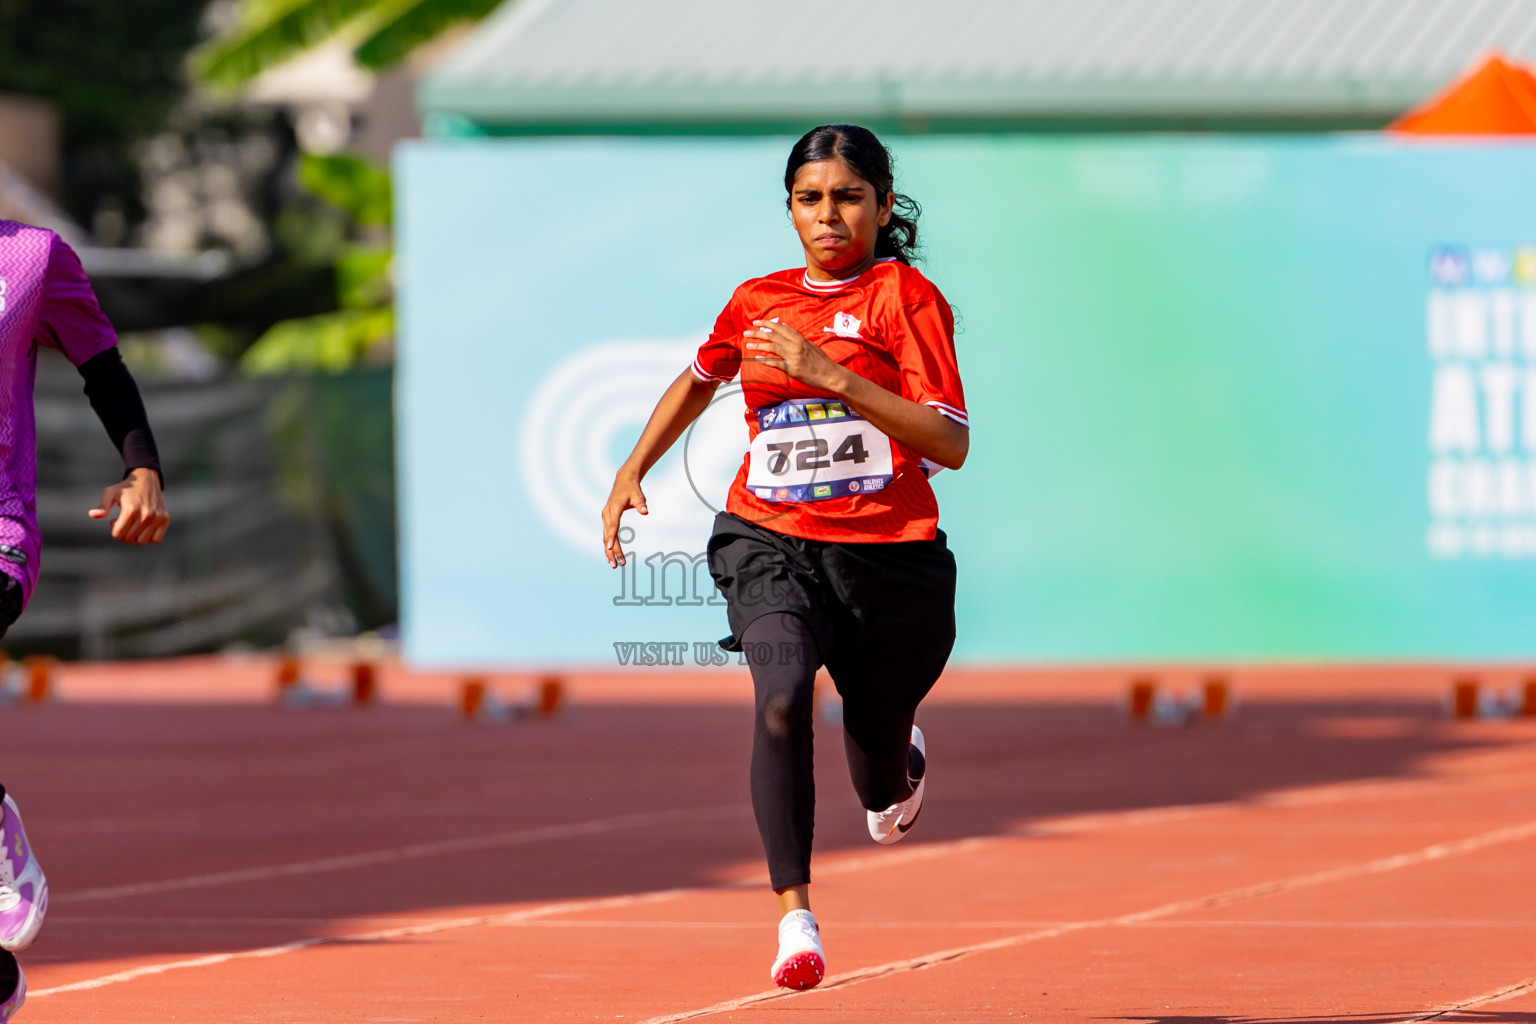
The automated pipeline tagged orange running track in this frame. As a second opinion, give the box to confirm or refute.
[5,657,1536,1023]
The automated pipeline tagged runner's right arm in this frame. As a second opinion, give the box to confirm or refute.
[601,368,719,568]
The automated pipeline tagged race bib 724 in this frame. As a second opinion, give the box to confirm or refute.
[745,398,894,502]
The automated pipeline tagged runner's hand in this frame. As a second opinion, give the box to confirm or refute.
[89,468,170,545]
[744,321,847,393]
[602,476,647,568]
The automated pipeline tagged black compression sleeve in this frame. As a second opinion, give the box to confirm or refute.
[76,348,163,486]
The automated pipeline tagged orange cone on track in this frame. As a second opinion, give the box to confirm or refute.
[275,657,301,698]
[351,662,377,706]
[536,675,564,717]
[24,655,52,704]
[460,678,487,719]
[1201,676,1230,719]
[1128,678,1156,721]
[1452,678,1481,719]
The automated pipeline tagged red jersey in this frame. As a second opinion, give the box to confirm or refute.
[692,258,967,544]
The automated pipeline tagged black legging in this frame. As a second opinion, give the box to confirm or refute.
[745,612,925,890]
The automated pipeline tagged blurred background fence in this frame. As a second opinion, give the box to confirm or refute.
[17,356,395,659]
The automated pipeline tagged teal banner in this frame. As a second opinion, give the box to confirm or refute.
[396,136,1536,667]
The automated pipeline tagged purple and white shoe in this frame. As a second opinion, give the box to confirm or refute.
[0,955,23,1024]
[0,795,47,952]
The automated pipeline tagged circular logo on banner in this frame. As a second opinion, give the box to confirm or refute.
[519,335,746,555]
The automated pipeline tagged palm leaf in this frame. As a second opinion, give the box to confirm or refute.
[352,0,506,69]
[336,245,394,308]
[192,0,388,91]
[299,153,393,227]
[242,307,395,375]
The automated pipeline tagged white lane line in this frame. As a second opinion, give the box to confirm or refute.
[56,804,748,905]
[49,916,1536,932]
[30,816,1536,1003]
[734,799,1282,889]
[476,917,1536,932]
[29,888,698,998]
[1398,976,1536,1021]
[53,761,1516,906]
[1128,919,1536,929]
[633,818,1536,1024]
[782,768,1535,887]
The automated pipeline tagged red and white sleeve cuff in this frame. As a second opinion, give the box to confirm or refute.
[691,359,733,383]
[926,400,969,427]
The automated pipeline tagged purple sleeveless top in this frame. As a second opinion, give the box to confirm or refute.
[0,222,118,601]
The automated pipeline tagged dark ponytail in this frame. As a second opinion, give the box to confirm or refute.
[784,124,921,265]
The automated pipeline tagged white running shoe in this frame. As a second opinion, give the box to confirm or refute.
[0,956,23,1024]
[770,909,825,990]
[867,725,926,845]
[0,795,47,952]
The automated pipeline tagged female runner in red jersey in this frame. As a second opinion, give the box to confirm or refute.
[602,124,967,991]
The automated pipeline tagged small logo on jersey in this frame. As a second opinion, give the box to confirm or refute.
[826,403,847,418]
[806,403,826,420]
[848,480,861,492]
[775,488,790,500]
[862,477,885,491]
[0,278,8,314]
[755,488,773,499]
[813,484,832,498]
[824,312,862,338]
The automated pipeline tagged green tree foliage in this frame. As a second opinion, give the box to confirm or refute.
[195,1,503,370]
[241,304,392,374]
[241,152,393,374]
[298,152,391,226]
[194,0,505,91]
[0,0,210,227]
[354,0,504,69]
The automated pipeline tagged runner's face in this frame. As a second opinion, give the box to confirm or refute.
[789,158,894,278]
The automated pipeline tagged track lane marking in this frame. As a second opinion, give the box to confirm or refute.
[46,916,1536,931]
[632,817,1536,1023]
[28,888,699,998]
[1398,976,1536,1021]
[53,760,1527,906]
[55,804,748,905]
[32,815,1536,1003]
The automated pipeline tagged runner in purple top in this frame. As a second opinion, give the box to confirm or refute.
[0,220,170,1023]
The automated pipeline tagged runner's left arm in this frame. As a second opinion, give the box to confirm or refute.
[77,349,169,544]
[37,235,170,545]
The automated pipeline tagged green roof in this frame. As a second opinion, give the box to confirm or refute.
[420,0,1536,134]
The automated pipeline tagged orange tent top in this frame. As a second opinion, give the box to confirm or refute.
[1391,53,1536,134]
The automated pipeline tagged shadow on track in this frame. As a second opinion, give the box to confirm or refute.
[2,689,1526,968]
